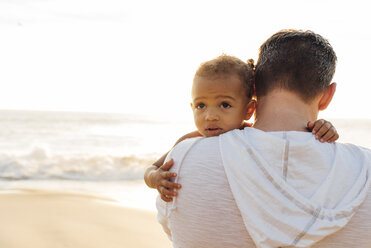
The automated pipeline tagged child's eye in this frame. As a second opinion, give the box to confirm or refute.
[220,102,231,108]
[196,103,206,109]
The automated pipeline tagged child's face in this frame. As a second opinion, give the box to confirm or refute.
[191,74,252,137]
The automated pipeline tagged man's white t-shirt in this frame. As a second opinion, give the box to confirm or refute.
[157,128,371,248]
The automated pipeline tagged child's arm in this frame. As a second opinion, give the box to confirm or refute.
[307,119,339,143]
[144,130,202,202]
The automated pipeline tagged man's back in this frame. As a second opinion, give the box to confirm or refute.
[313,191,371,247]
[157,129,371,247]
[160,136,254,247]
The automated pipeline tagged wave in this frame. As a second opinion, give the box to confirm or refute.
[0,145,157,181]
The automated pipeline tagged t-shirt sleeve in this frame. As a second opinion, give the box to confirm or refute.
[156,195,172,240]
[155,137,204,241]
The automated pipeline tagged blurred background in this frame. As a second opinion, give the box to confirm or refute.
[0,0,370,210]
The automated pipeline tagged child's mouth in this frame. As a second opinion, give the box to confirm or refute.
[205,127,223,136]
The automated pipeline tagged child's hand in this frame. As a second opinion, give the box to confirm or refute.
[307,119,339,143]
[151,159,181,202]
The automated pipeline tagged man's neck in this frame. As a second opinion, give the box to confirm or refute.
[253,90,319,132]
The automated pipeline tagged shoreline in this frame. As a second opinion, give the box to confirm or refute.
[0,189,171,248]
[0,180,159,211]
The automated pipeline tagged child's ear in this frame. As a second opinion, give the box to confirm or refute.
[245,100,256,120]
[190,102,193,109]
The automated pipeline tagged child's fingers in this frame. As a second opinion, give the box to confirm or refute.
[160,194,173,202]
[328,133,339,143]
[160,159,174,171]
[314,121,332,139]
[158,185,177,198]
[319,127,336,142]
[307,121,315,130]
[311,119,325,135]
[161,171,177,179]
[161,179,181,190]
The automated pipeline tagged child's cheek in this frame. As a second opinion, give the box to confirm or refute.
[193,115,204,135]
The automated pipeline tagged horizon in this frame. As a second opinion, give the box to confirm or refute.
[0,0,370,120]
[1,108,371,122]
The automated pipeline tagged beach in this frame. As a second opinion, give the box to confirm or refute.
[0,110,370,248]
[0,189,171,248]
[0,110,186,248]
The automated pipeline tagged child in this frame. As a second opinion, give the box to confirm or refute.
[144,55,339,202]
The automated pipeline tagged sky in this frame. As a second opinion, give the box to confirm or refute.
[0,0,370,120]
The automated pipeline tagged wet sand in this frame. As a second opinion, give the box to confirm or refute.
[0,189,171,248]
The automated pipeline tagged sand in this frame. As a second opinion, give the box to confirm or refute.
[0,189,172,248]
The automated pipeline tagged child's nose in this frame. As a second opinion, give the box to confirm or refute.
[205,109,219,121]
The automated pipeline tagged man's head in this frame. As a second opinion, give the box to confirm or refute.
[255,29,337,103]
[191,55,255,137]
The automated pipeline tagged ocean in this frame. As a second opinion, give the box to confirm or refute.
[0,110,193,210]
[0,110,370,210]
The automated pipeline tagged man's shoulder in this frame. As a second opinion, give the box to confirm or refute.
[173,136,219,151]
[327,143,371,176]
[335,142,371,160]
[168,136,221,162]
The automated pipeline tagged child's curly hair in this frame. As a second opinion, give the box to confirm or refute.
[194,54,255,99]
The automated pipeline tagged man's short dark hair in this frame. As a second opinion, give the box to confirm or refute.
[255,29,337,101]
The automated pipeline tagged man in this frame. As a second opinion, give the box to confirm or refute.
[156,30,371,248]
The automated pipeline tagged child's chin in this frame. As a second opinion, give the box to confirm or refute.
[204,129,224,137]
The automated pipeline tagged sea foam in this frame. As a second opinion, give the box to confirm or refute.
[0,145,155,181]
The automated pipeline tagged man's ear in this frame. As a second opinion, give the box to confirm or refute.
[318,83,336,111]
[245,99,256,120]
